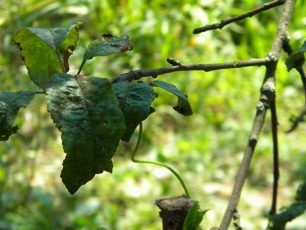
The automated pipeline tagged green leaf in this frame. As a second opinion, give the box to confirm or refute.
[112,81,155,141]
[151,80,193,116]
[56,24,80,72]
[268,202,306,230]
[83,34,133,61]
[14,24,80,89]
[0,91,35,141]
[183,201,206,230]
[286,40,306,71]
[46,74,125,194]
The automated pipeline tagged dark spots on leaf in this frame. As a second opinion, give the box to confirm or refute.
[63,46,74,72]
[102,33,114,39]
[14,42,25,61]
[14,42,21,50]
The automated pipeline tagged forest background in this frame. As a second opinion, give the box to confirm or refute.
[0,0,306,229]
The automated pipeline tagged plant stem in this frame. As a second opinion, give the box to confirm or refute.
[193,0,285,34]
[131,122,191,197]
[76,59,86,76]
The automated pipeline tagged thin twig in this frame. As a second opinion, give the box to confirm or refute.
[112,58,269,83]
[219,0,296,229]
[269,97,279,215]
[193,0,285,34]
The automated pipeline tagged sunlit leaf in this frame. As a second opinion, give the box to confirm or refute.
[14,24,80,89]
[286,40,306,71]
[46,74,125,194]
[56,24,80,71]
[151,80,193,116]
[0,91,35,141]
[112,81,155,141]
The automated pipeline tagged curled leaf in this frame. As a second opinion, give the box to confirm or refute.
[151,80,193,116]
[286,40,306,71]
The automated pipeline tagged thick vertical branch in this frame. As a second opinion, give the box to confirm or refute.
[219,65,276,230]
[219,0,296,229]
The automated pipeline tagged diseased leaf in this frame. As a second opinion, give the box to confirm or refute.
[14,24,80,89]
[183,201,207,230]
[46,74,125,194]
[286,40,306,71]
[112,81,155,141]
[83,34,133,61]
[151,80,193,116]
[0,91,35,141]
[56,24,80,72]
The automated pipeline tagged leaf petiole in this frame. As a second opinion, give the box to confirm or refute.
[131,122,191,197]
[76,59,86,75]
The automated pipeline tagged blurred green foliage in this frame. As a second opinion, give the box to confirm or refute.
[0,0,306,229]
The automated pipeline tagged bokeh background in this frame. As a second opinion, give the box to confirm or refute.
[0,0,306,229]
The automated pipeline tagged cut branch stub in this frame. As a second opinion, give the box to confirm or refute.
[155,195,204,230]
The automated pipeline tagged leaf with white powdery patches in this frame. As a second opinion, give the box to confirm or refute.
[46,74,125,194]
